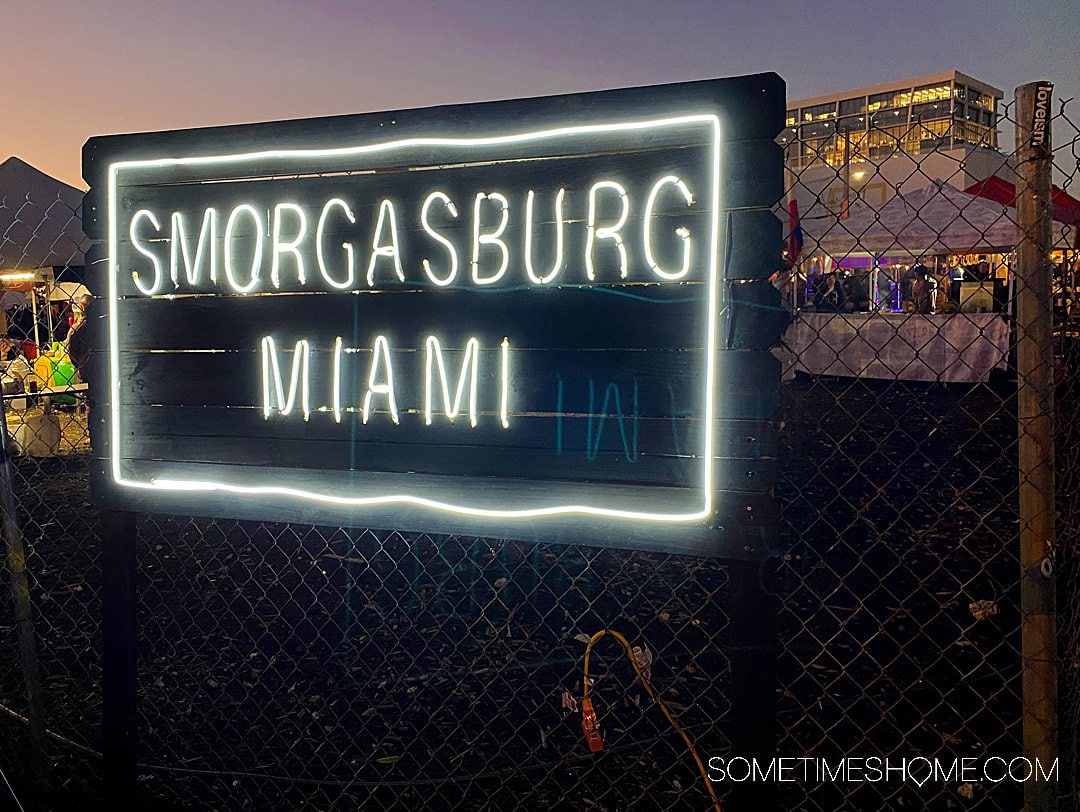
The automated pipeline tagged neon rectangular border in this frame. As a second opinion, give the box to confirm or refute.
[106,113,723,523]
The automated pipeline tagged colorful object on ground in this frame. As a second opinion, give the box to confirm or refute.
[580,697,603,752]
[788,196,803,262]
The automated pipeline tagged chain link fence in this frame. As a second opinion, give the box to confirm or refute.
[0,162,102,810]
[775,88,1079,811]
[0,81,1078,811]
[1055,98,1080,811]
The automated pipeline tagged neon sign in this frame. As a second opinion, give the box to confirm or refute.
[124,175,698,294]
[86,74,785,556]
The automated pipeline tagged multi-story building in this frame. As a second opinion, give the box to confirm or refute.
[782,71,1007,229]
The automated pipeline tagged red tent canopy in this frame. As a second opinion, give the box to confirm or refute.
[965,176,1080,248]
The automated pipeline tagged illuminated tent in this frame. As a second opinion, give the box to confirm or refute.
[810,181,1018,257]
[0,157,90,343]
[49,281,91,302]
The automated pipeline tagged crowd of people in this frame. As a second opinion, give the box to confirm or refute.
[771,258,1007,315]
[0,297,89,371]
[811,262,958,314]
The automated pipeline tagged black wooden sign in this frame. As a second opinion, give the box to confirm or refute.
[83,74,784,558]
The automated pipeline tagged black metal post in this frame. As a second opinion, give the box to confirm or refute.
[101,508,138,807]
[728,557,778,810]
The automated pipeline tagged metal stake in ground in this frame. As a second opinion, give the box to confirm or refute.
[1014,79,1059,812]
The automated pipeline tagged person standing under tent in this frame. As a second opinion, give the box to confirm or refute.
[813,272,848,312]
[911,265,933,314]
[67,296,94,385]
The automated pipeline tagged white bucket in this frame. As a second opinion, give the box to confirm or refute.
[12,411,62,457]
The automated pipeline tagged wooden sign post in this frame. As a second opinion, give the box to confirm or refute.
[84,74,785,804]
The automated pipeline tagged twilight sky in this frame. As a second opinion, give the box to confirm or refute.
[2,0,1077,189]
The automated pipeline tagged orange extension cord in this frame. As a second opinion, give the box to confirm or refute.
[582,629,722,812]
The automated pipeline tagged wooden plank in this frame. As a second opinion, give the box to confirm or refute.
[120,403,697,450]
[121,435,704,487]
[89,457,778,560]
[108,348,778,419]
[111,287,710,351]
[118,142,709,198]
[115,399,774,490]
[106,151,781,300]
[116,436,774,492]
[108,141,768,211]
[100,342,780,419]
[118,404,774,456]
[95,120,712,191]
[726,208,783,281]
[727,280,787,350]
[111,347,774,486]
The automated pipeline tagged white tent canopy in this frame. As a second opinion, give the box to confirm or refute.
[805,181,1019,257]
[49,281,90,302]
[0,157,89,270]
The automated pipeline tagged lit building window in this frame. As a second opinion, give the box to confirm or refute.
[912,83,951,104]
[784,75,1002,166]
[801,102,837,122]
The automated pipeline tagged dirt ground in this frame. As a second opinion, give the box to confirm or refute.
[0,377,1049,811]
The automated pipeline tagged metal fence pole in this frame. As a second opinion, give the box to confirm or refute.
[102,509,138,807]
[0,398,46,777]
[1014,80,1058,812]
[728,558,777,811]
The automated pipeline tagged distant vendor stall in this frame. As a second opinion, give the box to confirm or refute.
[788,182,1018,382]
[0,157,93,455]
[814,181,1020,259]
[787,311,1010,383]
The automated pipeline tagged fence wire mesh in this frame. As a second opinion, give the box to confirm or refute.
[774,93,1079,811]
[129,519,733,810]
[1056,98,1080,811]
[0,83,1078,811]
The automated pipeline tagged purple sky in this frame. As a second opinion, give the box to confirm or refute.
[2,0,1076,189]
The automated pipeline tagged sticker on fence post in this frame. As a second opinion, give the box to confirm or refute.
[1030,82,1053,157]
[82,74,785,558]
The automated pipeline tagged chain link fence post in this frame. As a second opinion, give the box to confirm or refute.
[1014,80,1059,811]
[0,396,46,779]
